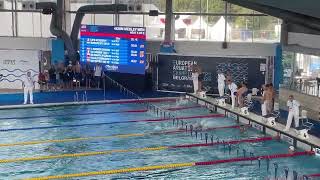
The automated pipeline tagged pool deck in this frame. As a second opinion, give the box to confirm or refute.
[186,93,320,150]
[0,97,179,110]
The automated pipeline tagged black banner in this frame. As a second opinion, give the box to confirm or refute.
[157,54,266,93]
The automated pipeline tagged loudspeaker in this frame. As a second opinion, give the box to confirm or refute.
[222,41,228,49]
[0,1,4,9]
[149,10,159,16]
[22,1,36,10]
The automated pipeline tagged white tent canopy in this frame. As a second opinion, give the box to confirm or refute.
[208,16,231,41]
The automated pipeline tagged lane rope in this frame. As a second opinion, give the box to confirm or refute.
[0,114,225,132]
[24,151,314,180]
[306,173,320,177]
[0,125,245,148]
[0,105,202,120]
[0,136,273,164]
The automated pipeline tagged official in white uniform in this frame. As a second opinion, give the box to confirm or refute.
[227,80,238,109]
[217,72,226,97]
[23,71,35,104]
[284,95,300,131]
[192,71,199,94]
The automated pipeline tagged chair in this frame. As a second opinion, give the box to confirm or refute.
[297,110,314,139]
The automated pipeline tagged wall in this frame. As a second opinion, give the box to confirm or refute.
[0,37,277,57]
[147,41,277,57]
[287,32,320,53]
[279,88,320,121]
[0,37,51,51]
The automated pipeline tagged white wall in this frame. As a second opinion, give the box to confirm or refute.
[0,37,277,57]
[147,41,277,57]
[288,32,320,50]
[0,37,51,51]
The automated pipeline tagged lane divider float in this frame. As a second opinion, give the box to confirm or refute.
[0,105,202,120]
[0,136,273,164]
[24,151,315,180]
[0,114,225,132]
[0,124,248,148]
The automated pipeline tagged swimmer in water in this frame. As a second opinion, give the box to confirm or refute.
[239,125,248,133]
[288,146,295,154]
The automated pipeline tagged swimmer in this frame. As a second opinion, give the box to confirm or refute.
[191,119,217,130]
[288,146,295,154]
[239,125,248,133]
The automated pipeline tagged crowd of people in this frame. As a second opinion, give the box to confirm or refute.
[38,62,104,92]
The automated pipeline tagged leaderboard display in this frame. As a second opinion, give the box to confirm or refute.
[80,25,146,75]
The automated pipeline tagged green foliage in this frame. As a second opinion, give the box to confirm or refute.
[152,0,279,30]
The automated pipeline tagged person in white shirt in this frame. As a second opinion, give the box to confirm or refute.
[284,95,300,131]
[191,65,199,94]
[94,63,102,88]
[23,71,35,104]
[217,71,226,97]
[227,79,238,109]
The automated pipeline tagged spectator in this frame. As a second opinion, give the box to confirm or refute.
[67,64,74,89]
[48,65,56,91]
[56,63,64,89]
[85,62,92,88]
[38,71,47,92]
[23,71,35,104]
[94,63,102,88]
[73,61,82,88]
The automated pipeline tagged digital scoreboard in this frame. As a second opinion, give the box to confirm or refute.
[80,25,146,75]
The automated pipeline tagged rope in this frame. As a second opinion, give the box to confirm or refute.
[24,151,314,180]
[25,163,195,180]
[0,114,224,132]
[306,173,320,177]
[0,125,242,148]
[0,136,272,164]
[0,105,202,121]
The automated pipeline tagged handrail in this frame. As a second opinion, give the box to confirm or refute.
[104,75,179,121]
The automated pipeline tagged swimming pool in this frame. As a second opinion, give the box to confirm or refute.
[0,98,319,179]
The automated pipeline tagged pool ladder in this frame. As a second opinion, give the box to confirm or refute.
[74,91,88,102]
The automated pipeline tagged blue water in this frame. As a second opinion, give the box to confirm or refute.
[0,100,319,180]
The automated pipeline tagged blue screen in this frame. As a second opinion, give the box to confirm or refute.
[80,25,146,75]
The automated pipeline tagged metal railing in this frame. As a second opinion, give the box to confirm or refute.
[104,75,179,122]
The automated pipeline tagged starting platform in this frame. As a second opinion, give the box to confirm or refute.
[186,93,320,151]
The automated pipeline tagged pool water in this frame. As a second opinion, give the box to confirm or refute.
[0,99,319,180]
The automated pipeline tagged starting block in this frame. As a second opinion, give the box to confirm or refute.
[217,98,226,107]
[199,91,207,98]
[298,129,309,139]
[267,117,276,126]
[240,107,249,116]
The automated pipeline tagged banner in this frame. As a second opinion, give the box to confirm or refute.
[157,54,266,93]
[0,50,39,90]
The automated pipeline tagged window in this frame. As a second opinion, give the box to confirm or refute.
[17,12,41,37]
[173,0,201,13]
[228,16,254,42]
[201,0,225,13]
[119,14,144,27]
[0,12,13,36]
[94,14,114,26]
